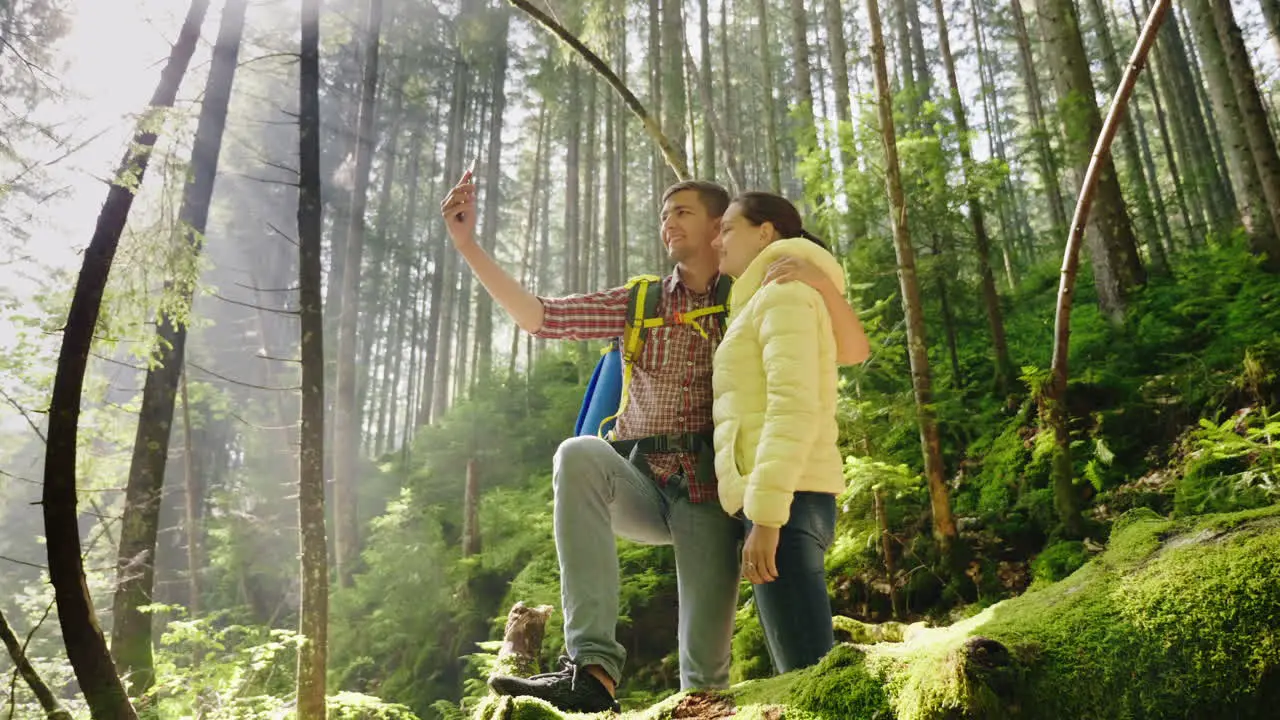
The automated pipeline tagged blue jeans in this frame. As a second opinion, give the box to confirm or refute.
[745,492,836,673]
[552,436,743,690]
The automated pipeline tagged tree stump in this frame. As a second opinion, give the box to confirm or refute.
[492,602,554,679]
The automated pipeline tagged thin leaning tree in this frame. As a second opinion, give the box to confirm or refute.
[1042,0,1173,538]
[41,2,210,718]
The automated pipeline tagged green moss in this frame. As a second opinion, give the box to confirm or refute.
[1029,540,1087,584]
[976,506,1280,718]
[789,645,891,720]
[832,616,906,643]
[731,602,772,683]
[473,508,1280,720]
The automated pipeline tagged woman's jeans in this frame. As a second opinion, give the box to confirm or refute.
[745,491,837,673]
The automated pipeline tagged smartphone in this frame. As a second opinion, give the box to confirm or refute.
[457,156,479,221]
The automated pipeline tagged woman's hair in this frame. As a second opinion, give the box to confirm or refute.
[733,192,828,250]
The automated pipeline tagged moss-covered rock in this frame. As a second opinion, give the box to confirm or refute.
[471,506,1280,719]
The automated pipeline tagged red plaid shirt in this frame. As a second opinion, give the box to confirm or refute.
[536,268,725,503]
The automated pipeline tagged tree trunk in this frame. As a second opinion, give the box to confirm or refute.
[333,0,382,590]
[420,58,467,427]
[892,0,916,114]
[1048,0,1169,540]
[1208,0,1280,270]
[789,0,818,142]
[1083,0,1166,274]
[931,0,1014,390]
[477,8,510,381]
[583,77,598,293]
[756,0,783,193]
[566,66,582,293]
[462,458,481,557]
[873,487,901,620]
[1178,4,1235,215]
[649,0,664,270]
[454,102,486,401]
[296,0,328,716]
[1108,0,1175,265]
[699,0,715,180]
[865,0,957,549]
[510,105,548,378]
[1125,0,1194,246]
[360,85,403,456]
[605,84,621,288]
[110,0,241,696]
[42,4,209,718]
[905,0,930,103]
[1151,0,1232,238]
[429,59,470,424]
[682,31,745,192]
[661,0,687,182]
[1036,0,1145,320]
[1184,0,1279,266]
[825,0,856,228]
[180,370,200,615]
[1010,0,1069,236]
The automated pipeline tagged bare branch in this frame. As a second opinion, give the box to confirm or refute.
[237,52,299,68]
[266,222,301,248]
[234,281,300,293]
[0,555,45,571]
[227,172,299,188]
[187,362,301,392]
[209,291,300,316]
[0,388,46,444]
[262,160,300,176]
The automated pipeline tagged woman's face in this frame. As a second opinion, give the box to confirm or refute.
[713,202,771,277]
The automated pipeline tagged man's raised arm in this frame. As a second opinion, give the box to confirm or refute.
[440,170,545,333]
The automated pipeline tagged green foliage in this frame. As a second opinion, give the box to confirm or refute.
[329,692,424,720]
[1174,408,1279,516]
[150,612,305,717]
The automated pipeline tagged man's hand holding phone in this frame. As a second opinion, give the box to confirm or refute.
[440,157,479,250]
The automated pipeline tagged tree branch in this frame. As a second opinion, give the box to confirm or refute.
[3,602,70,720]
[187,362,301,392]
[209,291,300,316]
[0,388,45,444]
[506,0,689,179]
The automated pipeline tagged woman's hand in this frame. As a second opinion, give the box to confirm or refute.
[764,255,834,294]
[742,524,781,584]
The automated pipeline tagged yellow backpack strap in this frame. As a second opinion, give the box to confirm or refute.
[600,275,663,438]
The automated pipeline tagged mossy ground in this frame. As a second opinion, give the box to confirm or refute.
[471,505,1280,720]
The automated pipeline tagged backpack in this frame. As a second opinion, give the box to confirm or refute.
[574,274,733,439]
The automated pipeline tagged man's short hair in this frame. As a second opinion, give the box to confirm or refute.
[661,180,730,218]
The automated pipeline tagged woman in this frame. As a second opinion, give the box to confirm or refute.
[711,192,857,673]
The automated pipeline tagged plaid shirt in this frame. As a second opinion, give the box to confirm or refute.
[536,267,725,503]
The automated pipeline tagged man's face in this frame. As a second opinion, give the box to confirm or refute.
[660,190,721,262]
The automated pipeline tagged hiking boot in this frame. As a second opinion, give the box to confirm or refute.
[489,656,620,714]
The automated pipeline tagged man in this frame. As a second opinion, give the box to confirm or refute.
[439,175,865,713]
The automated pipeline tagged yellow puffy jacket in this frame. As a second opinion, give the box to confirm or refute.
[712,237,846,528]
